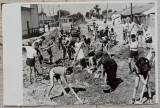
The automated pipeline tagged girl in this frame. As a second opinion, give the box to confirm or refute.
[73,37,85,69]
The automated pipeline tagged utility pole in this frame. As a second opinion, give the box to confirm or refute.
[105,3,108,27]
[58,5,61,28]
[53,6,55,27]
[131,3,133,21]
[41,4,45,33]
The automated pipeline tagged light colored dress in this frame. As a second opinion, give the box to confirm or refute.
[74,42,85,60]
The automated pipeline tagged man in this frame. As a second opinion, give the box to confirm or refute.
[32,36,45,64]
[61,34,70,61]
[82,35,91,55]
[65,33,73,60]
[131,49,154,104]
[47,66,73,97]
[96,38,104,52]
[42,36,55,64]
[48,24,51,32]
[32,36,45,47]
[23,42,39,84]
[97,52,118,91]
[122,20,128,43]
[128,34,139,73]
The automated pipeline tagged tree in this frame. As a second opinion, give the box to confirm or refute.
[89,9,95,17]
[94,5,101,19]
[85,12,90,19]
[57,10,70,17]
[39,12,46,16]
[108,9,112,13]
[71,12,84,23]
[77,12,84,20]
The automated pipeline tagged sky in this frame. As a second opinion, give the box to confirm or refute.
[37,2,150,16]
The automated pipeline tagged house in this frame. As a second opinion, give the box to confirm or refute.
[103,12,113,21]
[21,4,40,38]
[142,7,155,29]
[39,14,54,24]
[59,15,73,23]
[111,11,122,24]
[121,3,155,24]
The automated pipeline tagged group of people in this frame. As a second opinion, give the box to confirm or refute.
[122,19,155,104]
[22,18,155,104]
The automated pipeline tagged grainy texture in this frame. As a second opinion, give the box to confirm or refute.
[0,0,159,108]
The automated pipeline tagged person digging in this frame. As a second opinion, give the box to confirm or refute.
[47,66,84,104]
[96,52,118,92]
[131,50,154,104]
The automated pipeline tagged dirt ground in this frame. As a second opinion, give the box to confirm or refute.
[22,20,156,106]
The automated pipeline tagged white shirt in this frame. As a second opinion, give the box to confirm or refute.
[122,23,128,31]
[24,46,37,59]
[130,41,138,51]
[128,22,135,32]
[144,28,151,37]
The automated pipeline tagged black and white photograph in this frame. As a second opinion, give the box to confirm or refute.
[21,1,157,106]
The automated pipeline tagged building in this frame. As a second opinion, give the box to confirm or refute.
[59,15,73,23]
[142,7,155,29]
[111,11,122,25]
[121,3,155,24]
[21,4,40,38]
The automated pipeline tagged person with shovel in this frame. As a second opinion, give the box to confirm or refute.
[131,50,154,104]
[96,52,118,92]
[41,36,55,64]
[47,66,84,104]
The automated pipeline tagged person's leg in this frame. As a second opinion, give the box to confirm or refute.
[63,47,66,61]
[31,66,36,83]
[67,47,72,60]
[132,75,140,104]
[146,79,152,103]
[57,79,69,96]
[47,74,54,97]
[29,66,32,84]
[58,38,61,50]
[128,57,132,73]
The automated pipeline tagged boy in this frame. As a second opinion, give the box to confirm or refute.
[109,28,117,45]
[42,36,55,64]
[128,34,139,73]
[131,50,154,104]
[47,66,73,97]
[32,36,45,64]
[23,42,39,84]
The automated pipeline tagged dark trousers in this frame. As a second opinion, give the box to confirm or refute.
[47,50,53,63]
[104,64,117,89]
[62,46,66,60]
[58,38,62,50]
[123,32,127,41]
[35,49,43,64]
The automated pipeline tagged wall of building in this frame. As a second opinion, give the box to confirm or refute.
[30,4,39,29]
[21,9,31,35]
[21,4,39,37]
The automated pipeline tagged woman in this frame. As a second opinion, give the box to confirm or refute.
[73,37,85,69]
